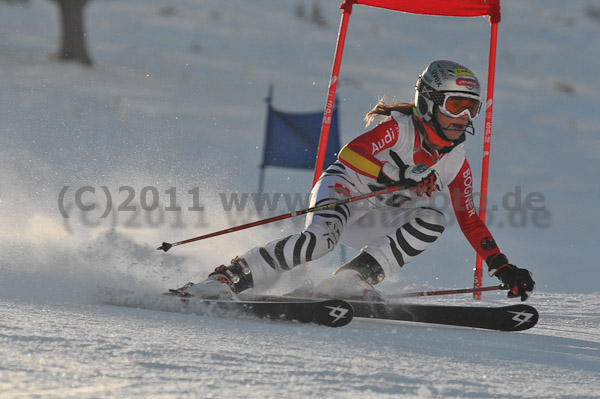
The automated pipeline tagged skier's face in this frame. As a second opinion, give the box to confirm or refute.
[434,108,469,141]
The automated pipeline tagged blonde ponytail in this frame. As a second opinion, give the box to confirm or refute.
[364,100,415,127]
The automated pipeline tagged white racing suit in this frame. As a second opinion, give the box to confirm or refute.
[236,111,502,288]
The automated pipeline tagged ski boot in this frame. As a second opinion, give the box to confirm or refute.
[293,252,386,301]
[168,257,254,300]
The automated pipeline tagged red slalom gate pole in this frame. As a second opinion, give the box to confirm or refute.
[387,284,506,300]
[312,0,355,186]
[474,18,500,299]
[157,185,403,252]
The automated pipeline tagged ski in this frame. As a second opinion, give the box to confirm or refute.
[176,297,354,328]
[99,289,353,328]
[346,300,538,331]
[240,294,538,331]
[101,289,537,331]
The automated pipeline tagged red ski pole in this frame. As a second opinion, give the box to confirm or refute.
[157,185,404,252]
[387,284,507,299]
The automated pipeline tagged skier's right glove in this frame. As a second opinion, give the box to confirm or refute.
[487,253,535,301]
[377,150,442,197]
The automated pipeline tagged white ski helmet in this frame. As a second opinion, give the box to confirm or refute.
[415,60,482,124]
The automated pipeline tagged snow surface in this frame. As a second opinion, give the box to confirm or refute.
[1,292,599,398]
[1,0,599,397]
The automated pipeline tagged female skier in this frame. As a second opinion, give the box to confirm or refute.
[172,60,535,301]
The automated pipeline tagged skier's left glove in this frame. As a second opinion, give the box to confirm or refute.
[377,150,442,197]
[487,253,535,301]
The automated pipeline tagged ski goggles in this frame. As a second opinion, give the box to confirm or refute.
[438,93,482,120]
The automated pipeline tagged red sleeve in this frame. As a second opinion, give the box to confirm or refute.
[338,118,400,179]
[448,159,501,262]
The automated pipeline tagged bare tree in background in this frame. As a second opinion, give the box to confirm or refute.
[1,0,93,66]
[51,0,93,66]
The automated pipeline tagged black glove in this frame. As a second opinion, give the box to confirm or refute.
[487,253,535,301]
[377,150,442,197]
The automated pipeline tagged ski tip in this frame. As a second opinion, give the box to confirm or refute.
[317,299,354,327]
[504,304,539,331]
